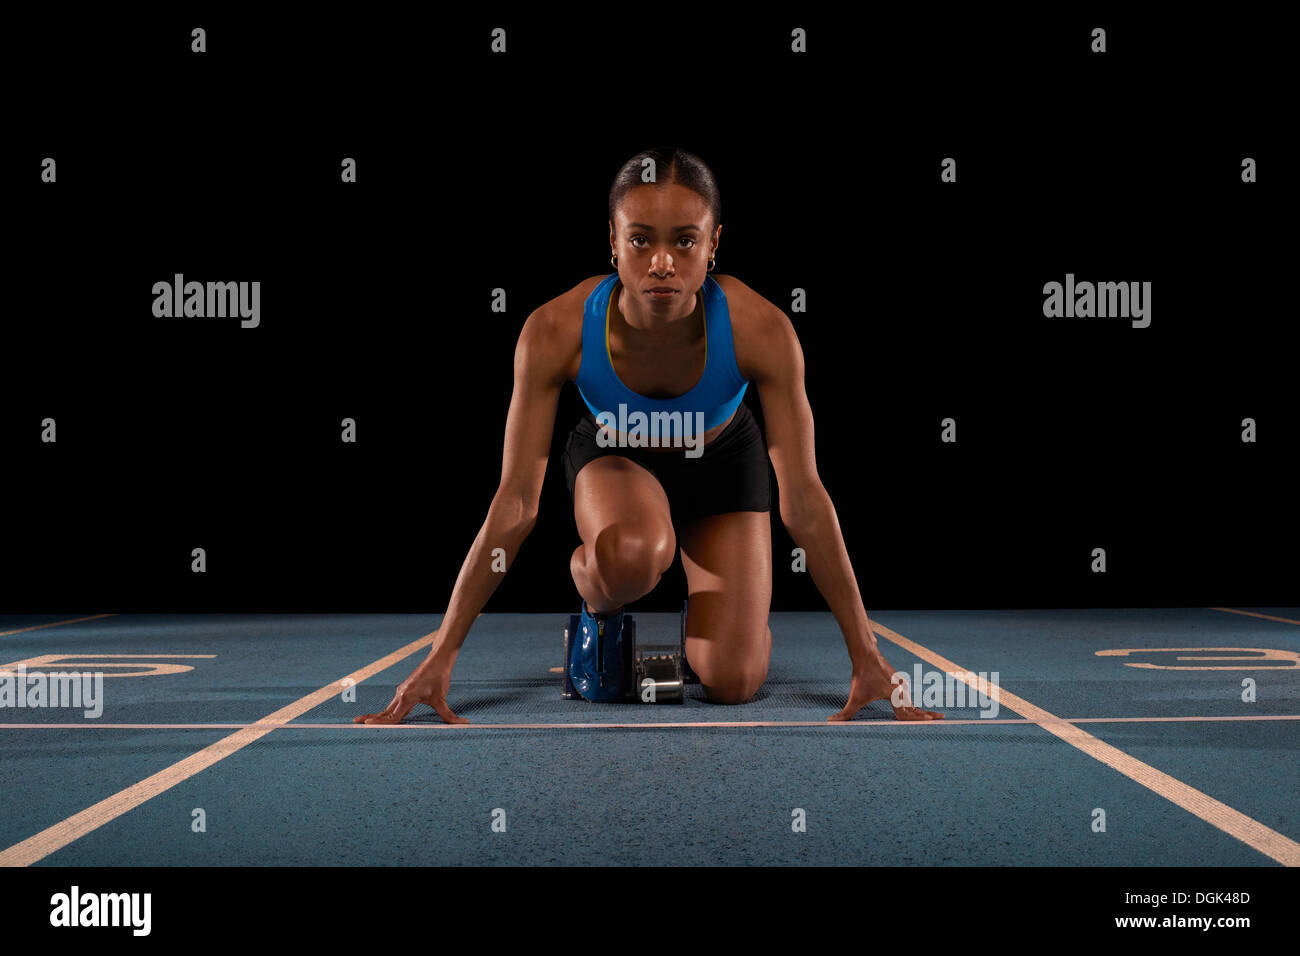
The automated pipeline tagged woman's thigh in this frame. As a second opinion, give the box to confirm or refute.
[570,456,677,600]
[678,510,773,703]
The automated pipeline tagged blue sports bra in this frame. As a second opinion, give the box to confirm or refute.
[574,273,748,442]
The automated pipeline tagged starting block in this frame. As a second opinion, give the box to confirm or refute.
[562,601,698,704]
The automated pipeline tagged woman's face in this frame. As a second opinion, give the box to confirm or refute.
[610,183,720,306]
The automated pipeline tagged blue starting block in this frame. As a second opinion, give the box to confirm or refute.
[562,600,698,703]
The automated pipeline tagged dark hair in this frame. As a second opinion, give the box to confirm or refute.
[608,147,721,233]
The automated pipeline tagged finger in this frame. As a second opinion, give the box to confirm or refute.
[385,694,418,724]
[893,706,944,722]
[433,698,469,725]
[354,703,401,723]
[355,698,400,725]
[833,685,878,720]
[360,693,414,725]
[827,702,859,722]
[907,708,943,720]
[889,682,916,709]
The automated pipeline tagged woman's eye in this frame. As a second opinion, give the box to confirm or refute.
[628,236,695,248]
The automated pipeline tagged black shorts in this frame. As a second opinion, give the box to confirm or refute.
[562,400,772,528]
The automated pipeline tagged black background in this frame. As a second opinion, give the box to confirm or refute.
[3,10,1291,613]
[1,863,1290,942]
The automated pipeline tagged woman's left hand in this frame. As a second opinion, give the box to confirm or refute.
[829,652,945,722]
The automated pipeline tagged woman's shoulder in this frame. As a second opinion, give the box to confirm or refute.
[534,275,609,326]
[713,274,788,338]
[523,275,608,384]
[712,274,795,381]
[713,274,781,328]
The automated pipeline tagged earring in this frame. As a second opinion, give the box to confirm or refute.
[707,257,716,272]
[610,255,618,269]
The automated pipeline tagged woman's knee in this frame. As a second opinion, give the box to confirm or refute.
[693,626,771,704]
[700,666,767,704]
[585,521,675,601]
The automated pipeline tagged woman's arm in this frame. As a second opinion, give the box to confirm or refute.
[431,304,569,657]
[354,301,574,725]
[746,298,943,721]
[749,305,876,664]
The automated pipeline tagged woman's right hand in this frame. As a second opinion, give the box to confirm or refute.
[353,639,467,725]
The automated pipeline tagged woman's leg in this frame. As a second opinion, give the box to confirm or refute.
[678,511,773,703]
[570,456,677,613]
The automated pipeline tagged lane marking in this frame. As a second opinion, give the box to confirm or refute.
[872,620,1300,867]
[1095,647,1300,670]
[1,654,216,677]
[0,614,117,638]
[1,715,1299,730]
[0,629,437,868]
[1211,607,1300,627]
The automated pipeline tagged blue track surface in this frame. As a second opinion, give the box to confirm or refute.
[2,609,1296,865]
